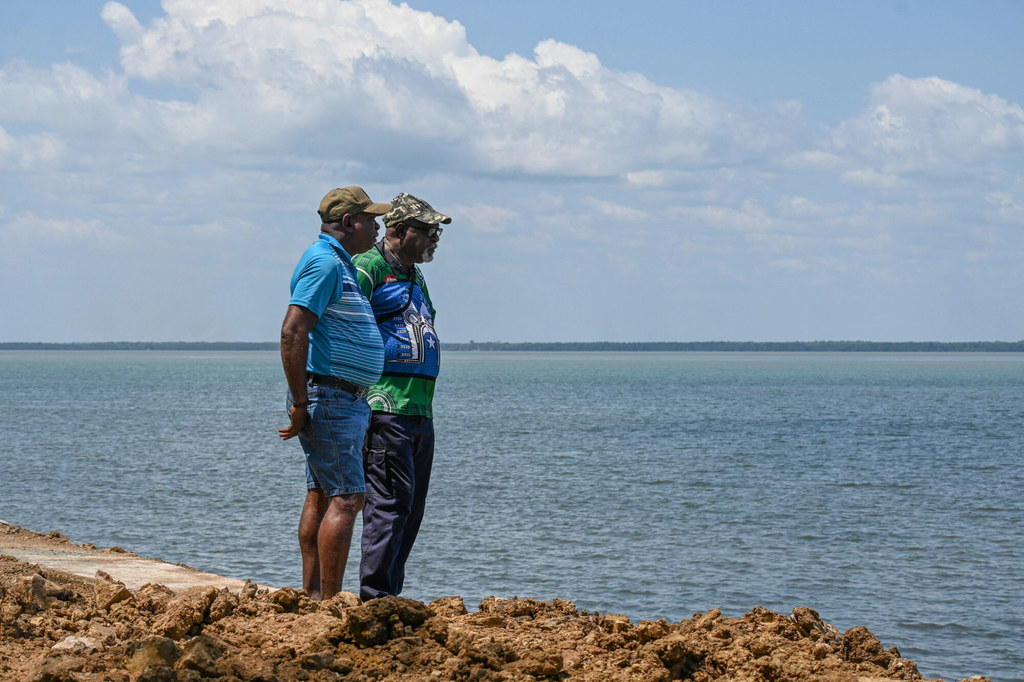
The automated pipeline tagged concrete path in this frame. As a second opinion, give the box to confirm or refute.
[1,522,274,594]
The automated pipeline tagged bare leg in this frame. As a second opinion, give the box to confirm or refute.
[299,489,327,600]
[317,492,365,600]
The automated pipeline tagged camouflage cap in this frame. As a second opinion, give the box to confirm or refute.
[383,192,452,229]
[318,186,392,223]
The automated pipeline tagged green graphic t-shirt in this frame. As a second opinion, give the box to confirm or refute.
[353,244,439,417]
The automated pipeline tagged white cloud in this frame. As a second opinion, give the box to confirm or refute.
[0,126,14,163]
[527,193,566,213]
[0,124,65,170]
[840,168,904,190]
[0,62,127,130]
[671,199,776,234]
[781,150,844,171]
[101,1,144,44]
[69,0,797,178]
[447,202,518,234]
[3,5,1020,198]
[768,258,811,272]
[832,75,1024,177]
[986,191,1024,225]
[625,170,667,188]
[582,198,649,223]
[0,211,128,246]
[14,3,1015,200]
[778,195,834,219]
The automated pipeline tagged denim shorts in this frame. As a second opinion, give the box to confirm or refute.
[288,386,370,497]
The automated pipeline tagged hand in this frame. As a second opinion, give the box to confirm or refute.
[279,404,309,440]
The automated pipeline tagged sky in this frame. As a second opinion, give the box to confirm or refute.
[1,0,1023,343]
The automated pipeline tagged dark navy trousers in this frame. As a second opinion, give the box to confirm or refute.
[359,413,434,601]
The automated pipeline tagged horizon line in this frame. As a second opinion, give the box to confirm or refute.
[2,340,1023,351]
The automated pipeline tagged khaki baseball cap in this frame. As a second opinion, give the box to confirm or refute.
[318,186,392,222]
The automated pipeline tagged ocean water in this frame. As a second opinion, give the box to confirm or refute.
[0,350,1021,681]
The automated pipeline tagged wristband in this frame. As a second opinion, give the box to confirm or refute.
[292,400,309,409]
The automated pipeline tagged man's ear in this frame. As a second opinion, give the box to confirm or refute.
[340,213,354,232]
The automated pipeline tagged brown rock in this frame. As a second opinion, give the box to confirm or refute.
[792,605,843,644]
[842,625,894,668]
[694,608,722,629]
[50,635,103,652]
[635,619,670,642]
[471,614,506,628]
[445,630,504,669]
[41,574,75,602]
[298,649,335,670]
[21,574,51,609]
[239,578,258,600]
[153,586,217,639]
[86,621,118,645]
[600,613,632,634]
[418,614,450,645]
[477,595,573,618]
[711,622,736,641]
[429,595,468,618]
[330,655,355,674]
[510,648,563,677]
[2,601,23,623]
[126,635,180,675]
[135,583,175,613]
[174,634,223,676]
[206,588,237,622]
[268,586,302,612]
[337,595,432,647]
[27,653,85,682]
[649,632,702,678]
[318,589,361,611]
[94,572,133,610]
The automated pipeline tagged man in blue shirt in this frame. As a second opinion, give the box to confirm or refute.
[278,186,390,600]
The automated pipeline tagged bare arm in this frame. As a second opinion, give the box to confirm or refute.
[279,304,319,440]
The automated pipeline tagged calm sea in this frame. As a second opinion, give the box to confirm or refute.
[1,351,1021,681]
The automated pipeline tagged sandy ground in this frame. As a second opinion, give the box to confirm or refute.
[0,523,990,681]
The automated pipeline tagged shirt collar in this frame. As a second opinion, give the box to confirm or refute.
[319,232,353,262]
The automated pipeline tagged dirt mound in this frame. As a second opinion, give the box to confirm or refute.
[0,527,989,681]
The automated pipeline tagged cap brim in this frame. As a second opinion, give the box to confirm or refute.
[364,201,392,216]
[414,211,452,225]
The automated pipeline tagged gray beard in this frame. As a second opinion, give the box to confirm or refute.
[419,246,434,263]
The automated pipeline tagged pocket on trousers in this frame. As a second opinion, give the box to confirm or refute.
[365,447,387,472]
[364,448,393,496]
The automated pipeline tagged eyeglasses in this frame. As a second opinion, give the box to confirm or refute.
[404,223,443,238]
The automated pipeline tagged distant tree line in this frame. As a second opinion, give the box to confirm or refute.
[441,340,1024,352]
[0,342,279,351]
[4,340,1022,352]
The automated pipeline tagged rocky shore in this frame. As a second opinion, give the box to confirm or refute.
[0,524,989,681]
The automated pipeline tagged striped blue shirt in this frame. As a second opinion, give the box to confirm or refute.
[289,234,384,387]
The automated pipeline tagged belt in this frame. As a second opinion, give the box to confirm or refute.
[307,373,369,397]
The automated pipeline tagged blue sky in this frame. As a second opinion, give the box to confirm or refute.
[2,0,1022,342]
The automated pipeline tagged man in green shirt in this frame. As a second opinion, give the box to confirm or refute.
[353,192,452,601]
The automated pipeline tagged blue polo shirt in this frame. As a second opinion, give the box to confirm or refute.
[289,234,384,388]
